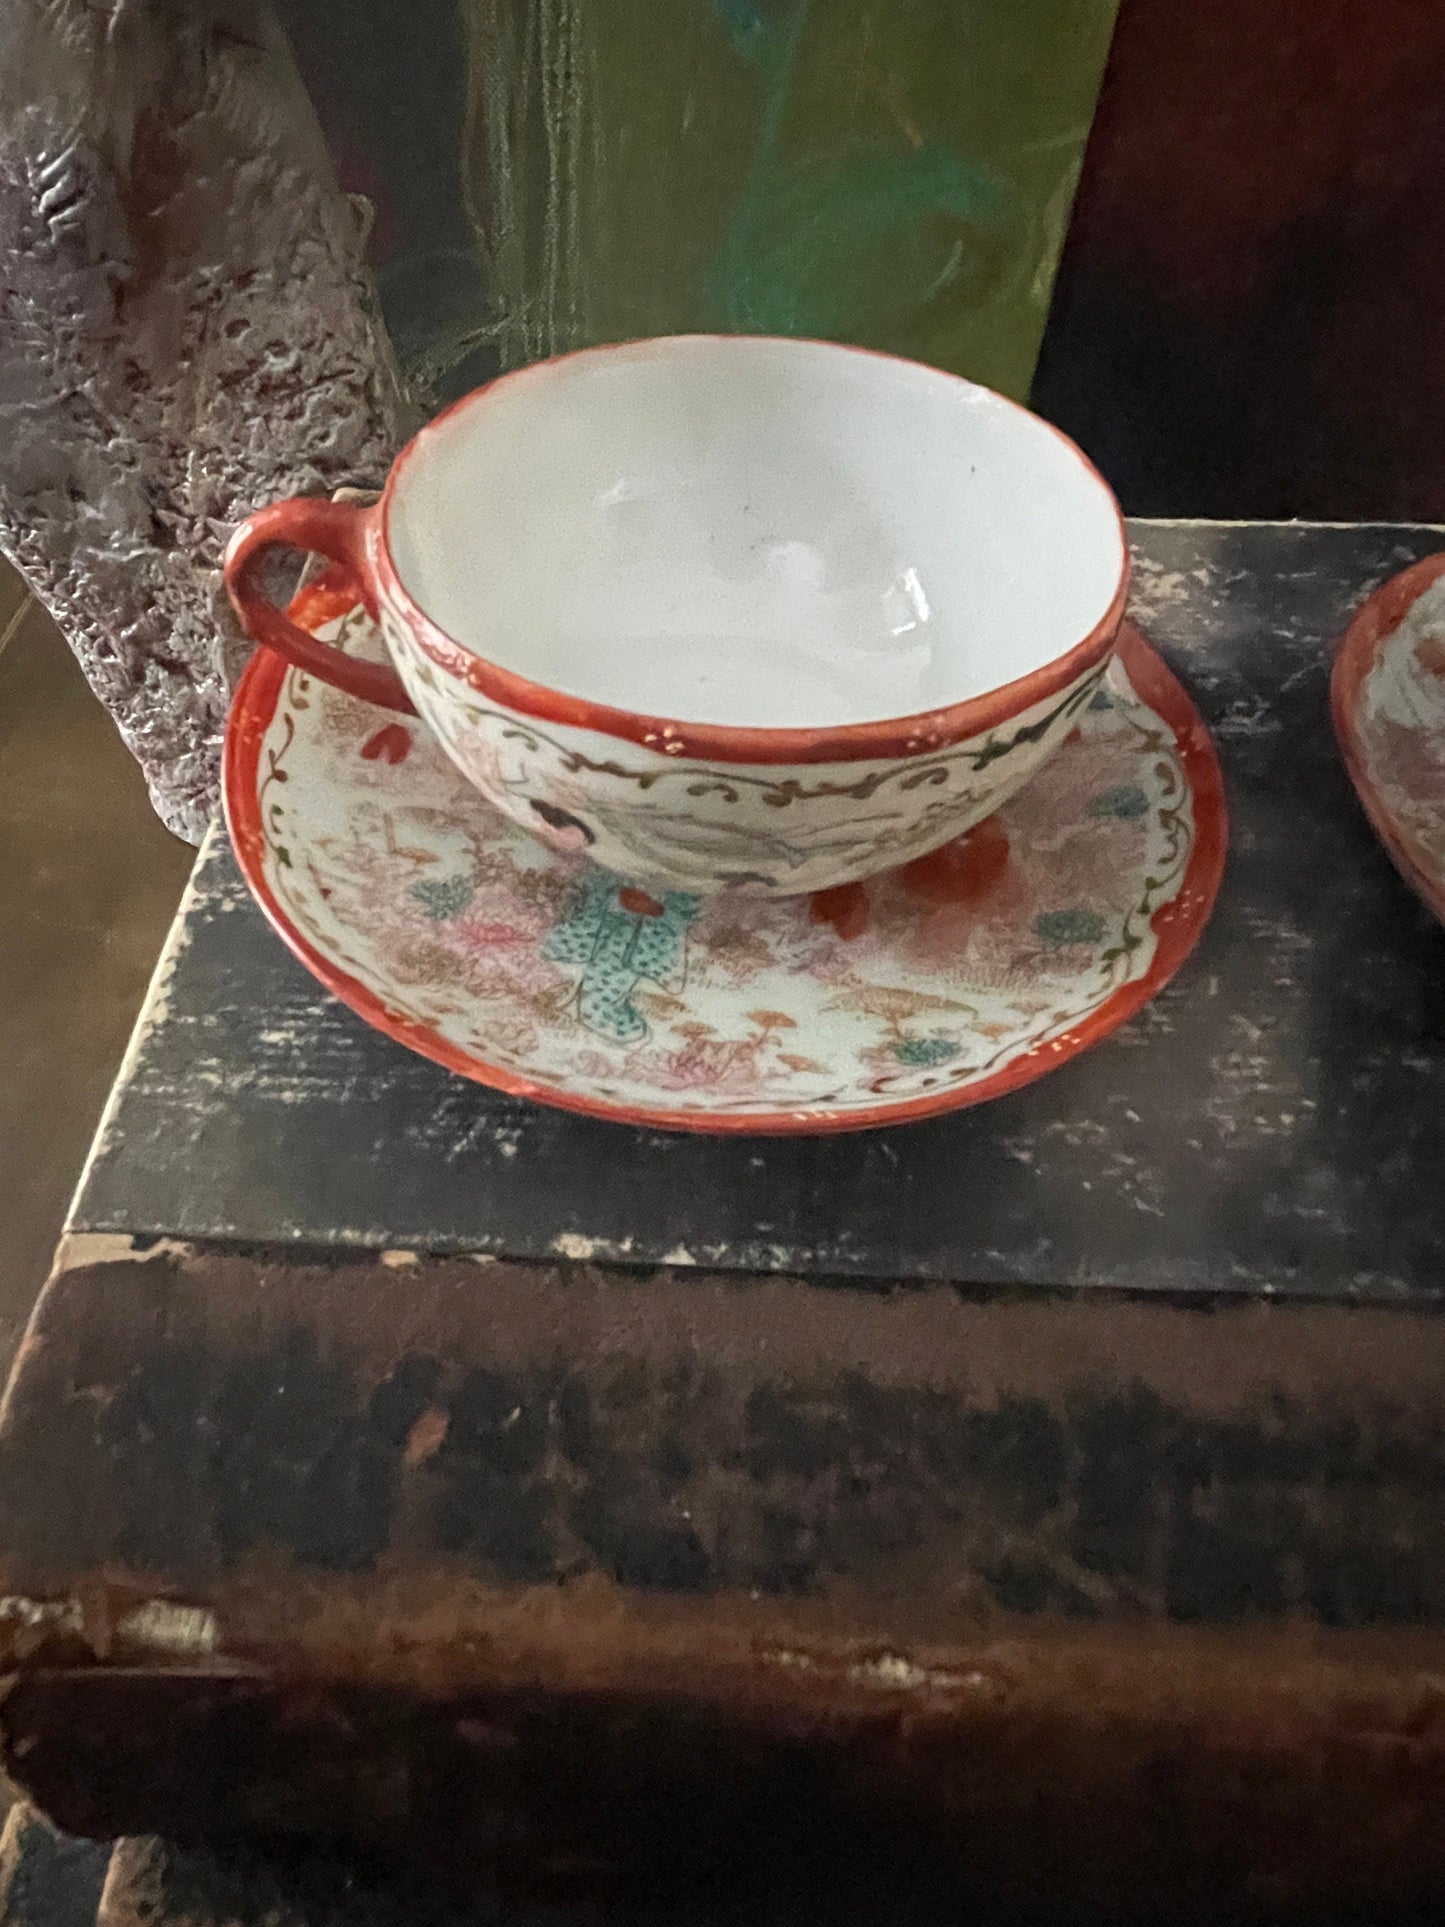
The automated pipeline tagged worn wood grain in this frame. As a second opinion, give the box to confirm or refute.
[4,1244,1445,1913]
[72,521,1445,1300]
[13,520,1445,1914]
[8,1243,1445,1625]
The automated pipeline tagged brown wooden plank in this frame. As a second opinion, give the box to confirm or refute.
[3,1242,1445,1914]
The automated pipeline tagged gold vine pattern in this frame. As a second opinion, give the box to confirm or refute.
[437,663,1107,806]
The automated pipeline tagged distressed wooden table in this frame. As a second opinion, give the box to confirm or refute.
[4,521,1445,1922]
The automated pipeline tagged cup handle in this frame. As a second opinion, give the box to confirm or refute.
[223,496,417,714]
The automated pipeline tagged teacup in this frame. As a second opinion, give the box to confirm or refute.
[225,334,1127,896]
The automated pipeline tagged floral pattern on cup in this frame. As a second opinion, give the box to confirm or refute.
[377,592,1110,898]
[225,600,1226,1133]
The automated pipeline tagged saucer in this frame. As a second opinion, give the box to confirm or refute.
[224,586,1226,1134]
[1333,552,1445,925]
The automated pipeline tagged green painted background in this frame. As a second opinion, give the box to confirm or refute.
[278,0,1120,405]
[448,0,1120,399]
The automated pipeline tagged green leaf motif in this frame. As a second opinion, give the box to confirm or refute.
[1034,908,1107,949]
[411,873,476,921]
[1087,784,1149,820]
[894,1035,959,1068]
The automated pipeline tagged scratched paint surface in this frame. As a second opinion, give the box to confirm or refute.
[73,524,1445,1298]
[452,0,1120,400]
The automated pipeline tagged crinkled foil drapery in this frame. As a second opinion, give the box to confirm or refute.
[0,0,405,839]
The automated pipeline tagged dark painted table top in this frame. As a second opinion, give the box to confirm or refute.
[75,520,1445,1299]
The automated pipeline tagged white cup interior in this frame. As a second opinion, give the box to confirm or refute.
[386,335,1125,731]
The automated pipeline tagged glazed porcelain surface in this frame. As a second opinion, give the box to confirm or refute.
[226,336,1128,897]
[224,586,1225,1135]
[1333,552,1445,924]
[386,336,1125,725]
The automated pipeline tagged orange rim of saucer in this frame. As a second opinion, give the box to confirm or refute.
[1331,549,1445,925]
[371,335,1131,766]
[224,611,1228,1137]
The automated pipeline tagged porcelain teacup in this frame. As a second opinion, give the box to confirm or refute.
[224,334,1128,896]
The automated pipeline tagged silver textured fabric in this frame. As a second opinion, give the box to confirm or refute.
[0,0,407,838]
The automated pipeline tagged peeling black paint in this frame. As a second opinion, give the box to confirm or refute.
[69,524,1445,1304]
